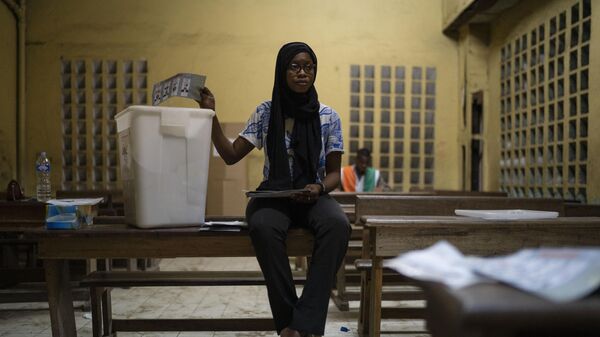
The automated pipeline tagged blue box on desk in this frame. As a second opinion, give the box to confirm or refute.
[46,204,96,229]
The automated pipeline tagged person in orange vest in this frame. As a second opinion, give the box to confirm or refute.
[340,148,387,192]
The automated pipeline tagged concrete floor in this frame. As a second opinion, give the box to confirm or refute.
[0,257,428,337]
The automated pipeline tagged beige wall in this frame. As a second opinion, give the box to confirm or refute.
[0,4,17,188]
[16,0,460,194]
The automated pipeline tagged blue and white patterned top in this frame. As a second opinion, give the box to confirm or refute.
[240,101,344,183]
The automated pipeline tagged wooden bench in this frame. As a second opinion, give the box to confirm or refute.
[353,195,566,335]
[408,187,508,197]
[330,191,433,224]
[29,224,315,337]
[81,270,307,337]
[361,216,600,337]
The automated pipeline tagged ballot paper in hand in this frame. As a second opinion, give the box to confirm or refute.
[152,73,206,106]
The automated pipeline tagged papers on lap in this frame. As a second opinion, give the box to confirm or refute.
[199,220,247,232]
[385,241,600,302]
[245,189,309,198]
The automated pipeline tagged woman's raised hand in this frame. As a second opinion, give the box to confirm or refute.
[198,87,216,111]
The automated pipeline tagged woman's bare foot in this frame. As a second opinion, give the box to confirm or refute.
[280,327,302,337]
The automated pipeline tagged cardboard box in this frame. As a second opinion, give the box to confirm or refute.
[46,204,98,229]
[206,123,248,216]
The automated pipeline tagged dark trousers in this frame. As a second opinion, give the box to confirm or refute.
[246,194,351,336]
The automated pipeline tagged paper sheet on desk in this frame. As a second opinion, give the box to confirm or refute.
[47,198,104,206]
[455,209,559,220]
[384,241,600,302]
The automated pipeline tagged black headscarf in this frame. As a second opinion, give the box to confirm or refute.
[258,42,322,191]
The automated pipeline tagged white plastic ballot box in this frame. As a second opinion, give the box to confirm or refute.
[115,105,215,228]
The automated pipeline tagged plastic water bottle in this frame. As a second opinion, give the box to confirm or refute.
[36,152,51,202]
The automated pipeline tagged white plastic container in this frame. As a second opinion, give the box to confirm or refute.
[115,105,215,228]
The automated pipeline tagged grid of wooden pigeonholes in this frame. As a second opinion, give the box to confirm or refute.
[500,0,591,202]
[349,65,436,191]
[60,59,148,190]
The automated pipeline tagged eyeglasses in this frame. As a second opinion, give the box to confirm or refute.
[288,63,316,74]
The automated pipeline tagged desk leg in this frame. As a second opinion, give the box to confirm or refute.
[44,259,77,337]
[368,257,383,337]
[357,263,370,336]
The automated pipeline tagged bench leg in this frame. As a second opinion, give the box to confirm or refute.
[368,258,383,337]
[102,288,113,337]
[44,259,77,337]
[90,286,104,337]
[357,266,370,336]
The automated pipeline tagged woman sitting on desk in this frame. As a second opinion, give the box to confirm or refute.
[198,42,351,337]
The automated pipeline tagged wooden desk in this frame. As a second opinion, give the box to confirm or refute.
[355,196,565,223]
[419,277,600,337]
[333,195,565,312]
[349,196,567,328]
[362,216,600,337]
[27,224,314,337]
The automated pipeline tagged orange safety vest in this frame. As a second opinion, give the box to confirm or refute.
[341,165,357,192]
